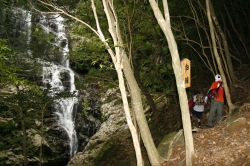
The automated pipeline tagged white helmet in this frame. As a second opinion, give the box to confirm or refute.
[215,74,222,81]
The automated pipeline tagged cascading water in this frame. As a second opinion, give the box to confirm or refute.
[18,8,78,158]
[40,14,78,158]
[10,8,101,162]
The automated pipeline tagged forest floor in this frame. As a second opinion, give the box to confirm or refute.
[95,65,250,166]
[162,64,250,166]
[162,104,250,166]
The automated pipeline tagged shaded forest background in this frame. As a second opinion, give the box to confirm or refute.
[0,0,250,165]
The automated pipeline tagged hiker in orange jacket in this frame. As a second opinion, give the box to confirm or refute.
[205,74,225,127]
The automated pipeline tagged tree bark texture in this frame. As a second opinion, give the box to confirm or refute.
[101,0,163,165]
[209,0,237,86]
[101,1,144,165]
[149,0,194,165]
[122,54,163,166]
[206,0,236,114]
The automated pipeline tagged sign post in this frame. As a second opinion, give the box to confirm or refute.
[181,58,191,88]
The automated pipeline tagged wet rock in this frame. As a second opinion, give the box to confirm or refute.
[68,88,127,166]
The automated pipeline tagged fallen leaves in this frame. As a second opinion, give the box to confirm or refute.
[163,106,250,166]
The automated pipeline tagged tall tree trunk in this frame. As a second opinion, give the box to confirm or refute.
[101,1,162,165]
[32,0,163,165]
[206,0,236,114]
[115,58,144,166]
[20,108,28,166]
[122,54,163,165]
[100,1,144,165]
[133,64,157,113]
[39,103,48,166]
[17,86,28,166]
[209,0,237,86]
[149,1,194,165]
[222,0,250,61]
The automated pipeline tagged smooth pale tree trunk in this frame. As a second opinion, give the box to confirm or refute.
[100,1,162,165]
[206,0,236,115]
[32,0,163,165]
[115,58,144,166]
[101,1,163,165]
[100,1,143,165]
[122,54,163,166]
[149,0,194,165]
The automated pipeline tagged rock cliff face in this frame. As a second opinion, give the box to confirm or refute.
[0,8,104,165]
[74,82,102,153]
[40,80,103,166]
[43,113,73,165]
[66,87,173,166]
[0,107,74,166]
[68,88,128,166]
[0,80,103,166]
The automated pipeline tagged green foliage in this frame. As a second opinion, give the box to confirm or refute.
[114,98,123,106]
[0,39,17,85]
[101,114,107,122]
[74,67,118,92]
[69,37,111,72]
[231,108,239,115]
[30,25,57,60]
[94,137,117,163]
[67,0,177,96]
[27,143,39,156]
[82,100,89,115]
[0,142,4,151]
[0,120,15,134]
[0,120,21,151]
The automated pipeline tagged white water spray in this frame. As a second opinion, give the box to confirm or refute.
[17,8,78,158]
[40,15,78,157]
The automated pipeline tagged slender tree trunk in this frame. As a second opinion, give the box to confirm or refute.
[20,109,28,166]
[115,59,144,166]
[214,29,233,87]
[16,86,28,166]
[206,0,236,114]
[123,54,163,165]
[32,1,163,165]
[149,1,194,165]
[39,104,47,166]
[209,0,237,86]
[222,0,250,61]
[100,1,144,165]
[133,64,157,113]
[101,1,162,165]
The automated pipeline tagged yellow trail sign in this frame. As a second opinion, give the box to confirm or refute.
[181,58,191,88]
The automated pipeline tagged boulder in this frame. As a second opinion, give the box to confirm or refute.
[226,117,247,133]
[157,129,184,160]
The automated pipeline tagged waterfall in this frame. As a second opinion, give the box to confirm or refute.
[40,14,78,158]
[18,8,78,158]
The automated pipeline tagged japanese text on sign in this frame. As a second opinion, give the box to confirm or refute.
[181,58,191,88]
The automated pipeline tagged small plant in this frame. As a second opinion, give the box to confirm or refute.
[101,114,107,122]
[82,100,89,115]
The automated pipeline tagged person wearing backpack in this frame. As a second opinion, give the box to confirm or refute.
[190,90,205,128]
[205,74,225,127]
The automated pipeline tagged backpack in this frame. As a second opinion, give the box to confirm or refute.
[207,83,221,101]
[188,96,195,109]
[195,93,204,105]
